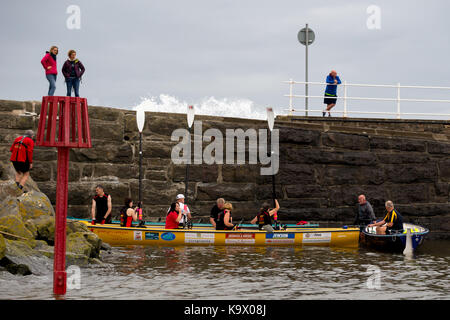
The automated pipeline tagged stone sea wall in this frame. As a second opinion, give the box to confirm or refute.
[0,99,449,239]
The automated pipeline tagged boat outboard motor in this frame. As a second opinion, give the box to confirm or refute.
[403,228,413,256]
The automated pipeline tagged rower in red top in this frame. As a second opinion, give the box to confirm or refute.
[165,202,183,229]
[10,130,35,192]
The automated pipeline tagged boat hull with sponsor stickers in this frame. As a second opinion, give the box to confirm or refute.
[79,221,359,247]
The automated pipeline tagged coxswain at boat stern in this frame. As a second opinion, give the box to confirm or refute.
[368,200,403,235]
[250,199,280,233]
[91,185,112,225]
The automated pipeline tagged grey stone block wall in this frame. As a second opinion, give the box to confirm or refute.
[0,99,449,239]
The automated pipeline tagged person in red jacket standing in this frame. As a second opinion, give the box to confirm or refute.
[41,46,59,96]
[10,130,35,191]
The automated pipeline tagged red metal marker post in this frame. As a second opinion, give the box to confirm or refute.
[36,96,91,295]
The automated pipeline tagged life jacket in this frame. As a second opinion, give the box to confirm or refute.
[10,136,31,163]
[120,206,133,227]
[216,209,230,230]
[258,210,272,230]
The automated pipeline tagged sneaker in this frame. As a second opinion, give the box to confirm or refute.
[322,112,326,117]
[328,112,331,117]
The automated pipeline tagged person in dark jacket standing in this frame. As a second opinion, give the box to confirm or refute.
[41,46,59,96]
[354,194,376,227]
[10,130,35,191]
[62,50,85,97]
[323,70,341,117]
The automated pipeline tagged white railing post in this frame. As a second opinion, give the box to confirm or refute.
[397,82,401,119]
[288,79,293,116]
[343,80,348,118]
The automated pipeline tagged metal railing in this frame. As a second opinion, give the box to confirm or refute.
[284,80,450,119]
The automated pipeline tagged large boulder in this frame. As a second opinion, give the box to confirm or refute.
[0,170,107,275]
[0,234,5,260]
[1,239,52,275]
[0,214,34,239]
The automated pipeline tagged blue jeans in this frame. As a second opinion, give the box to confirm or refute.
[46,74,57,96]
[66,77,80,97]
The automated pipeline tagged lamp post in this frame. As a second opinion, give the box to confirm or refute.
[185,105,195,198]
[136,108,145,217]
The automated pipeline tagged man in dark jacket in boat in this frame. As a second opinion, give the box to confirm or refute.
[354,194,376,227]
[368,200,403,235]
[210,198,225,228]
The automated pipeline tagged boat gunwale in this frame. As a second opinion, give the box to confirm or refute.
[85,224,360,234]
[362,224,429,238]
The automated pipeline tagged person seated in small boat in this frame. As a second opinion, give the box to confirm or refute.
[165,202,183,229]
[250,199,280,233]
[354,194,376,227]
[120,198,138,227]
[216,202,235,230]
[210,197,225,228]
[368,200,403,235]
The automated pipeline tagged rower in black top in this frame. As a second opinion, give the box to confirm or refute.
[216,202,235,230]
[210,198,225,228]
[369,200,403,235]
[91,185,112,225]
[250,199,280,233]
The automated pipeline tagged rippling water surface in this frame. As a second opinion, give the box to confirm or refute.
[1,240,449,300]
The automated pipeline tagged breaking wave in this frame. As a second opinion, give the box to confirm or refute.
[132,94,269,120]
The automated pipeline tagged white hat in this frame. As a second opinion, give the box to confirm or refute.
[176,194,185,200]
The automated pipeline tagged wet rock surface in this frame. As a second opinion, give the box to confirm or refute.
[0,164,105,275]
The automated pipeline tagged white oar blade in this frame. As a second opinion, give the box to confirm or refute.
[187,105,195,128]
[267,107,275,131]
[136,108,145,133]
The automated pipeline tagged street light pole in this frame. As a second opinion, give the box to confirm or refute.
[298,24,315,117]
[305,23,309,117]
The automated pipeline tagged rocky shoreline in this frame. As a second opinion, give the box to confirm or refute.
[0,165,109,276]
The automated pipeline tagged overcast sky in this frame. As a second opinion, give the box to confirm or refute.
[1,0,449,118]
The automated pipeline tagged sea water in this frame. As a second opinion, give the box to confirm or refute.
[0,240,448,300]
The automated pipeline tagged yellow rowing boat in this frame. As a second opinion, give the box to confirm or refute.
[81,221,360,247]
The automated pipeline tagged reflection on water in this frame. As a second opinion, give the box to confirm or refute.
[0,241,449,300]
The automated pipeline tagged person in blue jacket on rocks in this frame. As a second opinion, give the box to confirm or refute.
[323,70,341,117]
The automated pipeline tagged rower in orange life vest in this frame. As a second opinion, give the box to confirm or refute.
[120,198,138,227]
[250,199,280,233]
